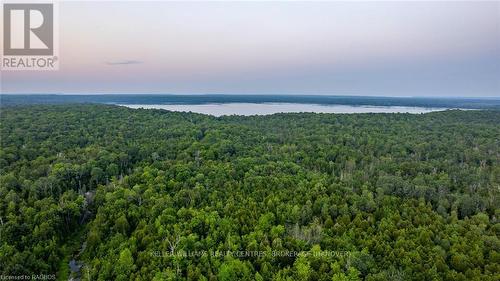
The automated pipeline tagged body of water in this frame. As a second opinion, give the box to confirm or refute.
[118,103,451,116]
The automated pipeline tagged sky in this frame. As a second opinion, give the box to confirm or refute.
[1,1,499,97]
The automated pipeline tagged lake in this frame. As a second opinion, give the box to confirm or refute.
[2,95,497,109]
[118,103,450,116]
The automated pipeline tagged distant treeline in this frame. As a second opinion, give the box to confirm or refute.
[1,94,500,109]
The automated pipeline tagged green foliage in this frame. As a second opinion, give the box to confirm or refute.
[0,105,499,280]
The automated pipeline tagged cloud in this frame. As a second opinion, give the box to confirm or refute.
[105,60,143,65]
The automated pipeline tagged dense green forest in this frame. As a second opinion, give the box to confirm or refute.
[0,105,499,280]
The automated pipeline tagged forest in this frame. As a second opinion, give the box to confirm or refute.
[2,94,500,109]
[0,104,498,280]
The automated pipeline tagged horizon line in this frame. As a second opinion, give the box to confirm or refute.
[1,93,499,100]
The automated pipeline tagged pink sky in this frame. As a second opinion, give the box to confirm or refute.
[2,1,499,97]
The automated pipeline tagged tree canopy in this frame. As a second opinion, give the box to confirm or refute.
[0,104,498,280]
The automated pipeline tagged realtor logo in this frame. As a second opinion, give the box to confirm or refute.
[2,2,59,70]
[4,3,53,55]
